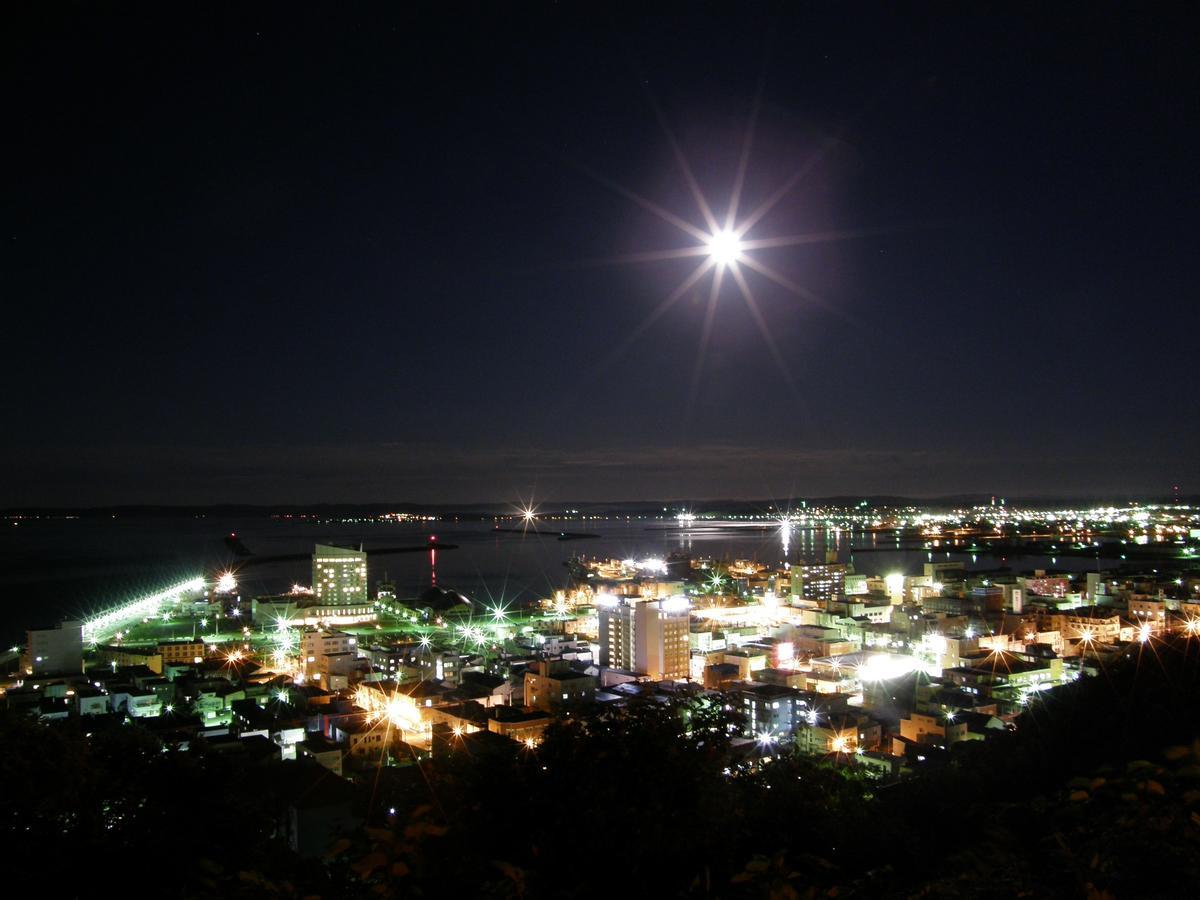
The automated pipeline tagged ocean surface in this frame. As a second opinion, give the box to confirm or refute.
[0,515,1110,644]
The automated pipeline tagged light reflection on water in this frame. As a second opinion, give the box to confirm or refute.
[0,516,1116,642]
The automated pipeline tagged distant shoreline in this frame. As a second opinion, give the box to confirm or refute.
[6,493,1194,519]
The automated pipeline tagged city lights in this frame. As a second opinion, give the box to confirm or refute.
[884,572,905,598]
[856,653,921,683]
[6,14,1197,894]
[9,502,1199,896]
[621,557,668,575]
[14,509,1199,793]
[82,576,205,643]
[661,595,690,613]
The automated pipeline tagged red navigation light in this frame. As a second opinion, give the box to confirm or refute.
[429,535,437,542]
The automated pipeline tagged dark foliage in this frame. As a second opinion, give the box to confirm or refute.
[5,637,1200,897]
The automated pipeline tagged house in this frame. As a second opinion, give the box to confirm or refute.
[487,706,553,746]
[297,735,344,776]
[734,683,808,741]
[523,659,598,711]
[797,712,880,756]
[332,714,395,760]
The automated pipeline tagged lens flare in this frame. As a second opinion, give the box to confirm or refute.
[706,229,742,266]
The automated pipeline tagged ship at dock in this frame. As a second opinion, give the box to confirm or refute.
[565,550,692,585]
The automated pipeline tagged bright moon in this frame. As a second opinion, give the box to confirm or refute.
[706,229,742,266]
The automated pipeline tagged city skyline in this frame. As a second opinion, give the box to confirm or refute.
[5,6,1197,505]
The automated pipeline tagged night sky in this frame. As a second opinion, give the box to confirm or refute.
[5,5,1197,506]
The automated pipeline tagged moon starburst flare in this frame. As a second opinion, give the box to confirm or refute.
[706,229,743,267]
[577,97,874,404]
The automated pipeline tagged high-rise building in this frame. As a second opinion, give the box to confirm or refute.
[312,544,368,605]
[791,562,846,603]
[23,620,83,675]
[598,597,635,671]
[597,595,690,681]
[301,628,359,678]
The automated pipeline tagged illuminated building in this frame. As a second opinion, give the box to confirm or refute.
[255,594,376,628]
[22,619,83,676]
[487,706,552,745]
[71,689,111,717]
[788,624,860,657]
[895,712,953,752]
[736,683,809,741]
[598,597,637,671]
[822,596,893,624]
[752,666,809,689]
[1129,596,1168,633]
[157,639,207,666]
[721,648,769,681]
[316,651,365,690]
[844,574,869,595]
[923,589,1001,617]
[915,633,978,675]
[418,649,468,685]
[1037,607,1122,645]
[796,713,879,756]
[352,679,457,738]
[428,702,489,737]
[791,562,846,603]
[362,643,423,681]
[190,685,232,722]
[1022,575,1071,599]
[333,715,393,757]
[302,629,357,678]
[941,650,1064,710]
[1086,572,1111,602]
[598,595,691,681]
[523,659,598,711]
[460,671,515,707]
[312,544,368,605]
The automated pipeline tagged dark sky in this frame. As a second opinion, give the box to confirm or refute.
[4,4,1197,506]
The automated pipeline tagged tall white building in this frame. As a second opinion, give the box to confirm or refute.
[301,628,358,678]
[23,620,84,676]
[312,544,368,605]
[598,596,690,681]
